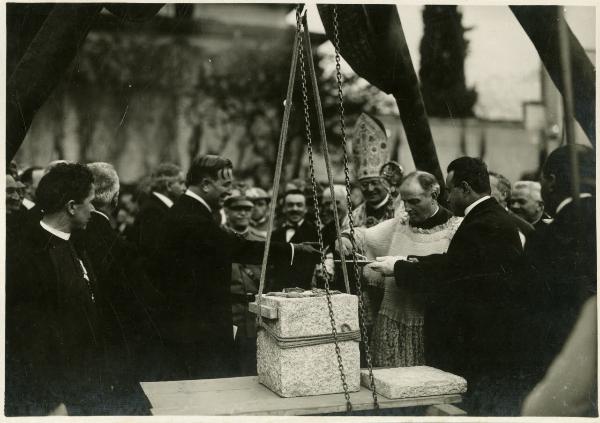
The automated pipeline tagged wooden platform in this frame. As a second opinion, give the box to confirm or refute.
[141,375,464,416]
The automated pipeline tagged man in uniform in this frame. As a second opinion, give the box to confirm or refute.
[246,186,270,237]
[223,190,264,376]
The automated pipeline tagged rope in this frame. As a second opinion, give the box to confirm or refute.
[258,321,361,349]
[255,17,303,327]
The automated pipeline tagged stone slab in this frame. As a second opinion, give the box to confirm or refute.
[360,366,467,400]
[256,293,359,337]
[256,293,361,397]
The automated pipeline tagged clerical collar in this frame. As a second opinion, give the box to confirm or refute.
[371,194,390,210]
[464,195,491,217]
[427,204,440,220]
[153,191,174,208]
[92,210,110,221]
[555,193,592,215]
[40,220,71,240]
[185,189,212,212]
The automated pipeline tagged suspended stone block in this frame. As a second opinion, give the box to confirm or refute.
[361,366,467,399]
[253,292,361,397]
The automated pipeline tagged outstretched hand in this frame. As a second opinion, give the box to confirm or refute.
[367,256,408,276]
[334,236,354,256]
[293,242,322,263]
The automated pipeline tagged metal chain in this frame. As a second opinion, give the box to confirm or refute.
[296,5,352,414]
[332,5,379,410]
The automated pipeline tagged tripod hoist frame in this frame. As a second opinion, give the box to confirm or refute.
[254,4,377,414]
[141,5,466,416]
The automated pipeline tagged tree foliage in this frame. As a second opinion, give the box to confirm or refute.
[419,5,477,118]
[69,29,377,186]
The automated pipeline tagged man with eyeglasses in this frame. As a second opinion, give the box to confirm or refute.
[351,113,403,228]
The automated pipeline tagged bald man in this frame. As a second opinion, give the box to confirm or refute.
[509,181,545,227]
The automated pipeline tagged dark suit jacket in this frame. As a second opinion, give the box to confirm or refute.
[394,198,524,382]
[507,208,535,240]
[521,196,596,383]
[270,219,319,291]
[84,212,162,354]
[156,194,293,376]
[6,221,106,415]
[129,193,170,258]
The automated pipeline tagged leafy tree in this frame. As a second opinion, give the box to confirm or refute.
[419,5,477,118]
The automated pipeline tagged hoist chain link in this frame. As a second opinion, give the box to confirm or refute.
[296,5,352,414]
[332,5,379,411]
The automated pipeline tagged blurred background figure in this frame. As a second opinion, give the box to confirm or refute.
[19,165,43,210]
[510,181,545,227]
[350,182,364,209]
[6,174,25,215]
[222,190,263,376]
[380,161,405,202]
[6,174,26,241]
[128,163,185,258]
[489,170,534,245]
[246,187,270,237]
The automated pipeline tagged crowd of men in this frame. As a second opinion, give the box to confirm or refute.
[5,114,596,417]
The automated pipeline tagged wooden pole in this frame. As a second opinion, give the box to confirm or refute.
[557,6,580,212]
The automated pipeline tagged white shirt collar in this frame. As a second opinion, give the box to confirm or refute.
[555,193,592,215]
[40,220,71,241]
[22,198,35,210]
[464,195,491,217]
[92,210,110,221]
[185,189,212,212]
[153,191,174,208]
[373,194,390,210]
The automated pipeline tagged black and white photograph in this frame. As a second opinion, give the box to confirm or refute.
[3,1,597,418]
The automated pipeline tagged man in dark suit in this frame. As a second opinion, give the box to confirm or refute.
[270,189,319,291]
[156,155,321,380]
[85,163,162,395]
[370,157,525,416]
[6,163,110,416]
[128,163,186,258]
[522,145,596,402]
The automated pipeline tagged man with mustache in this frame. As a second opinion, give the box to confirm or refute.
[269,189,319,291]
[156,155,321,380]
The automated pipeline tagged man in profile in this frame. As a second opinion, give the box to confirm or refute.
[369,157,525,416]
[156,155,320,380]
[5,163,113,416]
[522,145,596,398]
